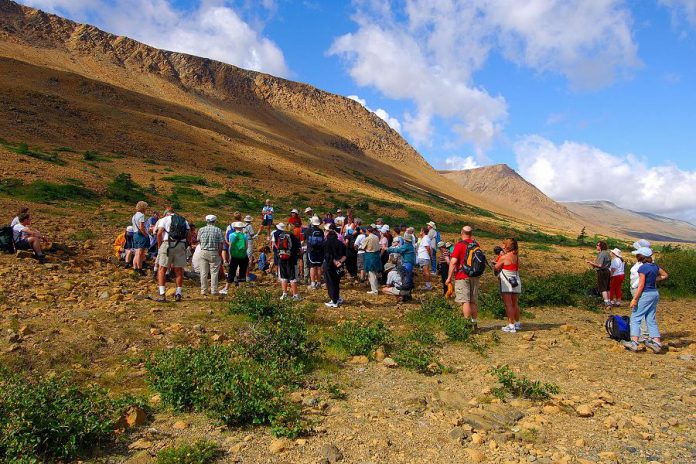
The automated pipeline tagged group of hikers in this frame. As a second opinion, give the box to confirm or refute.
[3,199,669,349]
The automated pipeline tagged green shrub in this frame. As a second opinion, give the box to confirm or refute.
[228,288,287,321]
[83,150,111,162]
[478,289,506,319]
[391,338,442,375]
[162,175,209,186]
[145,345,306,437]
[0,372,136,462]
[0,179,96,204]
[156,440,223,464]
[489,365,559,400]
[657,248,696,297]
[326,319,392,357]
[3,142,66,165]
[106,173,147,203]
[407,295,474,341]
[520,271,595,308]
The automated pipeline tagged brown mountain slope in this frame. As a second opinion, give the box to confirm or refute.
[0,0,525,228]
[563,201,696,243]
[440,164,581,226]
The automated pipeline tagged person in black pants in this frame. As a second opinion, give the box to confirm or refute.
[323,224,346,308]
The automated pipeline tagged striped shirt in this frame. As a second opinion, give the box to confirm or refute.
[197,225,224,251]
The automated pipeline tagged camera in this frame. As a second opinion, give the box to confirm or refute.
[493,246,503,255]
[508,276,519,288]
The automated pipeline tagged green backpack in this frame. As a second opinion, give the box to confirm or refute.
[230,231,248,259]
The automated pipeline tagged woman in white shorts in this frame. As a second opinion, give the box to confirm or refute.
[495,238,522,333]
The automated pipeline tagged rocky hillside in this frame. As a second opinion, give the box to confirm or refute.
[563,201,696,243]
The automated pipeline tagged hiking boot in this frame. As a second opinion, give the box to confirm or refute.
[502,324,517,333]
[644,339,663,354]
[219,288,228,295]
[623,340,640,352]
[154,295,166,303]
[174,293,182,302]
[366,290,378,295]
[280,293,288,300]
[34,255,47,264]
[292,294,303,302]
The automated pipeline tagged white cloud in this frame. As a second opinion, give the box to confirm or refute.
[330,1,640,156]
[659,0,696,29]
[21,0,289,76]
[444,156,480,171]
[347,95,402,132]
[515,135,696,221]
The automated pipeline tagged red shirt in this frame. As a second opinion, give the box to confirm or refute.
[451,238,474,280]
[288,216,302,227]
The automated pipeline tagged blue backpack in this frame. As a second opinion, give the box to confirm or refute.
[307,228,324,251]
[605,315,630,341]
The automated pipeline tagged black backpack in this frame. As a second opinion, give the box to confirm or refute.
[396,265,414,291]
[0,226,15,254]
[168,214,188,242]
[605,315,630,341]
[460,240,486,278]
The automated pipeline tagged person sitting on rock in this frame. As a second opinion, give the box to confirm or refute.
[12,212,47,263]
[10,206,29,227]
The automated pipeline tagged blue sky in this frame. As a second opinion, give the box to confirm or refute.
[21,1,696,222]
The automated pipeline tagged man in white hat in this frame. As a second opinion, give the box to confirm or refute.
[608,248,626,307]
[335,209,346,225]
[197,215,224,295]
[243,215,256,267]
[306,216,325,289]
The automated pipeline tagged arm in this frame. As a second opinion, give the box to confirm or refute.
[157,227,164,248]
[446,256,458,285]
[494,254,505,272]
[631,274,646,308]
[657,268,668,282]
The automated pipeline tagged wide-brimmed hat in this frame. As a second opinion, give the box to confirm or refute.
[276,223,286,231]
[244,215,253,222]
[311,216,321,226]
[336,208,343,213]
[462,225,473,234]
[427,221,436,229]
[205,214,217,223]
[611,248,622,258]
[381,225,390,233]
[403,233,414,242]
[126,226,134,233]
[632,239,651,250]
[445,241,452,248]
[437,241,446,248]
[384,263,396,272]
[304,207,313,214]
[291,208,299,214]
[232,221,245,229]
[632,247,652,257]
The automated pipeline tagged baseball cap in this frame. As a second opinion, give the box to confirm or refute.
[291,208,299,214]
[631,247,653,257]
[304,207,313,213]
[632,239,651,250]
[205,214,217,223]
[276,223,286,231]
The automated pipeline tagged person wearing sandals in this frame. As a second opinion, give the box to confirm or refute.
[495,238,522,333]
[586,240,612,307]
[131,201,150,276]
[609,248,626,307]
[623,247,668,353]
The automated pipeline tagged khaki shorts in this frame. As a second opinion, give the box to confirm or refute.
[455,277,480,304]
[157,241,187,268]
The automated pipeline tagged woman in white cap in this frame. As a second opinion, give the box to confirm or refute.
[609,248,626,307]
[629,240,651,340]
[220,222,248,294]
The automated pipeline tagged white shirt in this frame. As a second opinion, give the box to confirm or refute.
[157,215,190,241]
[132,212,145,234]
[12,223,27,241]
[192,245,202,273]
[335,215,346,224]
[386,269,402,287]
[10,216,19,227]
[630,262,641,289]
[610,257,625,276]
[417,235,432,260]
[354,234,366,254]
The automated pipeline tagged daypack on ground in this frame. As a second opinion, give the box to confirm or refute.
[605,315,630,341]
[168,214,188,242]
[276,232,293,260]
[396,265,414,291]
[307,228,324,250]
[460,240,486,278]
[230,232,248,259]
[0,226,15,254]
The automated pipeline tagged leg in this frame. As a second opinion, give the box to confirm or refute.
[644,293,661,343]
[368,271,379,292]
[200,254,210,294]
[502,293,514,325]
[512,294,521,323]
[210,256,221,293]
[290,280,298,296]
[174,268,184,288]
[239,257,249,283]
[228,259,239,285]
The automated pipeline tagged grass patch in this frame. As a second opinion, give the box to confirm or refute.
[83,150,112,162]
[156,440,223,464]
[326,319,391,358]
[406,295,475,342]
[656,247,696,297]
[162,175,209,186]
[106,173,148,203]
[0,370,141,462]
[0,178,96,204]
[2,141,66,165]
[490,365,559,400]
[391,332,443,375]
[228,288,287,321]
[70,230,96,241]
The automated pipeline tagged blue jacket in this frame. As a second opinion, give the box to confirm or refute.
[387,243,416,266]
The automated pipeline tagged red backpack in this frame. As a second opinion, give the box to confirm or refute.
[277,232,293,260]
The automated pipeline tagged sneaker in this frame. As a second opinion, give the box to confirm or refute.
[623,340,640,352]
[337,297,345,305]
[501,324,517,333]
[175,293,182,302]
[366,290,378,295]
[280,293,288,300]
[154,295,166,303]
[35,255,47,264]
[219,288,228,295]
[292,294,303,301]
[325,301,339,308]
[514,322,521,330]
[644,339,663,354]
[200,290,207,296]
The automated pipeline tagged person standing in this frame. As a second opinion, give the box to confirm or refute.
[427,221,439,274]
[387,233,416,287]
[446,226,483,330]
[197,215,224,296]
[362,226,382,294]
[220,222,249,294]
[437,241,451,294]
[323,224,346,308]
[629,240,651,339]
[306,216,325,289]
[261,199,274,239]
[495,238,522,333]
[586,241,612,306]
[155,209,190,302]
[276,222,302,301]
[243,215,257,278]
[288,209,302,229]
[354,227,367,282]
[609,248,626,307]
[417,227,433,290]
[132,201,149,276]
[624,247,668,353]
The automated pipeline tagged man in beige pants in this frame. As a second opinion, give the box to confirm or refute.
[197,214,224,295]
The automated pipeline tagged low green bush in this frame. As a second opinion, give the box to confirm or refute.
[489,365,559,401]
[228,288,288,321]
[3,141,66,165]
[83,150,111,162]
[656,248,696,297]
[156,440,223,464]
[162,175,209,186]
[0,179,96,204]
[407,295,474,341]
[106,173,147,203]
[520,271,595,308]
[145,345,306,438]
[478,289,507,319]
[326,319,392,357]
[391,336,442,375]
[0,371,137,462]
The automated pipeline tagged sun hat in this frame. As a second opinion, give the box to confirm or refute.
[232,221,245,229]
[427,221,436,229]
[126,226,134,233]
[445,241,452,248]
[437,241,446,248]
[205,214,217,223]
[384,262,396,272]
[291,208,299,214]
[610,248,622,258]
[462,225,473,234]
[336,208,342,213]
[381,225,390,233]
[244,215,253,222]
[632,247,653,257]
[632,239,651,250]
[304,207,313,214]
[403,233,414,242]
[276,223,286,231]
[311,216,321,226]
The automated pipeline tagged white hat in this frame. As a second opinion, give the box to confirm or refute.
[205,214,217,223]
[610,248,622,258]
[381,225,390,233]
[276,223,286,231]
[291,208,299,214]
[403,233,414,242]
[632,247,653,257]
[311,216,321,226]
[126,226,134,233]
[336,208,343,213]
[427,221,436,228]
[632,239,651,250]
[232,221,245,229]
[462,225,473,234]
[304,207,313,214]
[384,262,396,272]
[324,223,333,231]
[244,215,253,222]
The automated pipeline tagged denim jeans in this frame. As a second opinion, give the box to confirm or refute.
[630,291,660,339]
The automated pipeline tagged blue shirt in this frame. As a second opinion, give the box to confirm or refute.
[638,263,660,292]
